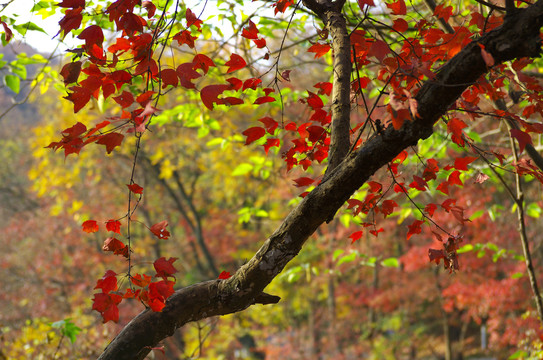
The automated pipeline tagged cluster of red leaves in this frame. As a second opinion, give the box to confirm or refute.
[428,234,462,273]
[46,121,123,157]
[86,217,175,322]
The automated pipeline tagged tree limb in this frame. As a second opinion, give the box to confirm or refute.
[98,1,543,358]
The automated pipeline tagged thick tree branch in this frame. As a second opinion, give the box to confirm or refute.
[98,1,543,359]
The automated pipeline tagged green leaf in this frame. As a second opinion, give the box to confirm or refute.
[457,244,473,254]
[4,75,20,94]
[381,257,399,268]
[332,249,344,261]
[526,202,542,218]
[231,163,253,176]
[50,318,81,344]
[508,350,528,359]
[511,272,524,279]
[337,252,357,266]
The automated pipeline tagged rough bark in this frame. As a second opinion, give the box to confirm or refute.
[98,1,543,359]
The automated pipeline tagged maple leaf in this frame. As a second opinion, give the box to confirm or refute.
[242,127,266,145]
[106,219,121,234]
[92,292,122,323]
[254,96,275,104]
[94,270,118,293]
[386,0,406,15]
[428,248,446,265]
[218,271,232,279]
[150,220,171,239]
[392,18,408,33]
[64,86,91,113]
[159,68,178,88]
[60,61,82,84]
[474,173,490,184]
[186,8,202,30]
[425,203,437,216]
[306,91,323,109]
[102,237,128,258]
[176,62,201,89]
[82,220,99,233]
[142,1,156,17]
[293,177,315,187]
[200,84,229,110]
[479,44,495,67]
[308,42,331,58]
[314,82,332,96]
[173,30,197,48]
[262,138,280,155]
[448,170,463,186]
[243,78,262,90]
[96,132,124,153]
[127,183,144,194]
[453,156,478,170]
[192,54,216,74]
[349,230,363,244]
[154,257,178,278]
[78,25,104,49]
[56,0,85,8]
[225,53,247,73]
[0,20,13,43]
[58,7,83,38]
[241,20,259,39]
[253,38,266,48]
[131,273,152,288]
[510,128,533,153]
[447,118,468,146]
[407,220,424,240]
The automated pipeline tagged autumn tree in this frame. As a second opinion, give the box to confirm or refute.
[3,0,543,358]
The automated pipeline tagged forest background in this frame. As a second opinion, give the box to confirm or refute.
[1,0,543,359]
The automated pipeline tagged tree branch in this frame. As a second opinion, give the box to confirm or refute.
[98,1,543,359]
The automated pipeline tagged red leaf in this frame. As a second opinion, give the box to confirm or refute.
[127,183,144,194]
[106,219,121,234]
[218,271,232,279]
[56,0,85,8]
[254,96,275,104]
[64,86,91,113]
[306,91,323,109]
[94,270,118,293]
[92,292,121,323]
[131,273,152,288]
[192,54,216,74]
[448,170,463,186]
[314,82,332,96]
[113,91,135,108]
[474,173,490,184]
[428,248,445,265]
[357,0,375,8]
[0,20,13,43]
[159,68,179,88]
[436,181,449,195]
[227,77,243,90]
[242,127,266,145]
[102,237,128,257]
[293,177,315,187]
[96,132,124,153]
[78,25,104,48]
[259,117,278,134]
[200,84,229,110]
[308,42,331,58]
[281,70,291,82]
[243,78,262,90]
[454,156,477,170]
[381,199,398,217]
[173,30,197,48]
[263,138,280,155]
[150,220,171,240]
[392,18,408,33]
[176,62,201,89]
[369,40,390,62]
[82,220,99,233]
[479,44,495,67]
[510,128,533,153]
[253,38,267,48]
[225,53,247,73]
[367,181,382,193]
[142,1,156,18]
[386,0,406,15]
[60,61,82,84]
[425,203,437,216]
[241,20,259,39]
[349,230,364,244]
[58,7,83,37]
[154,257,178,278]
[407,220,424,240]
[447,118,467,146]
[186,8,202,30]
